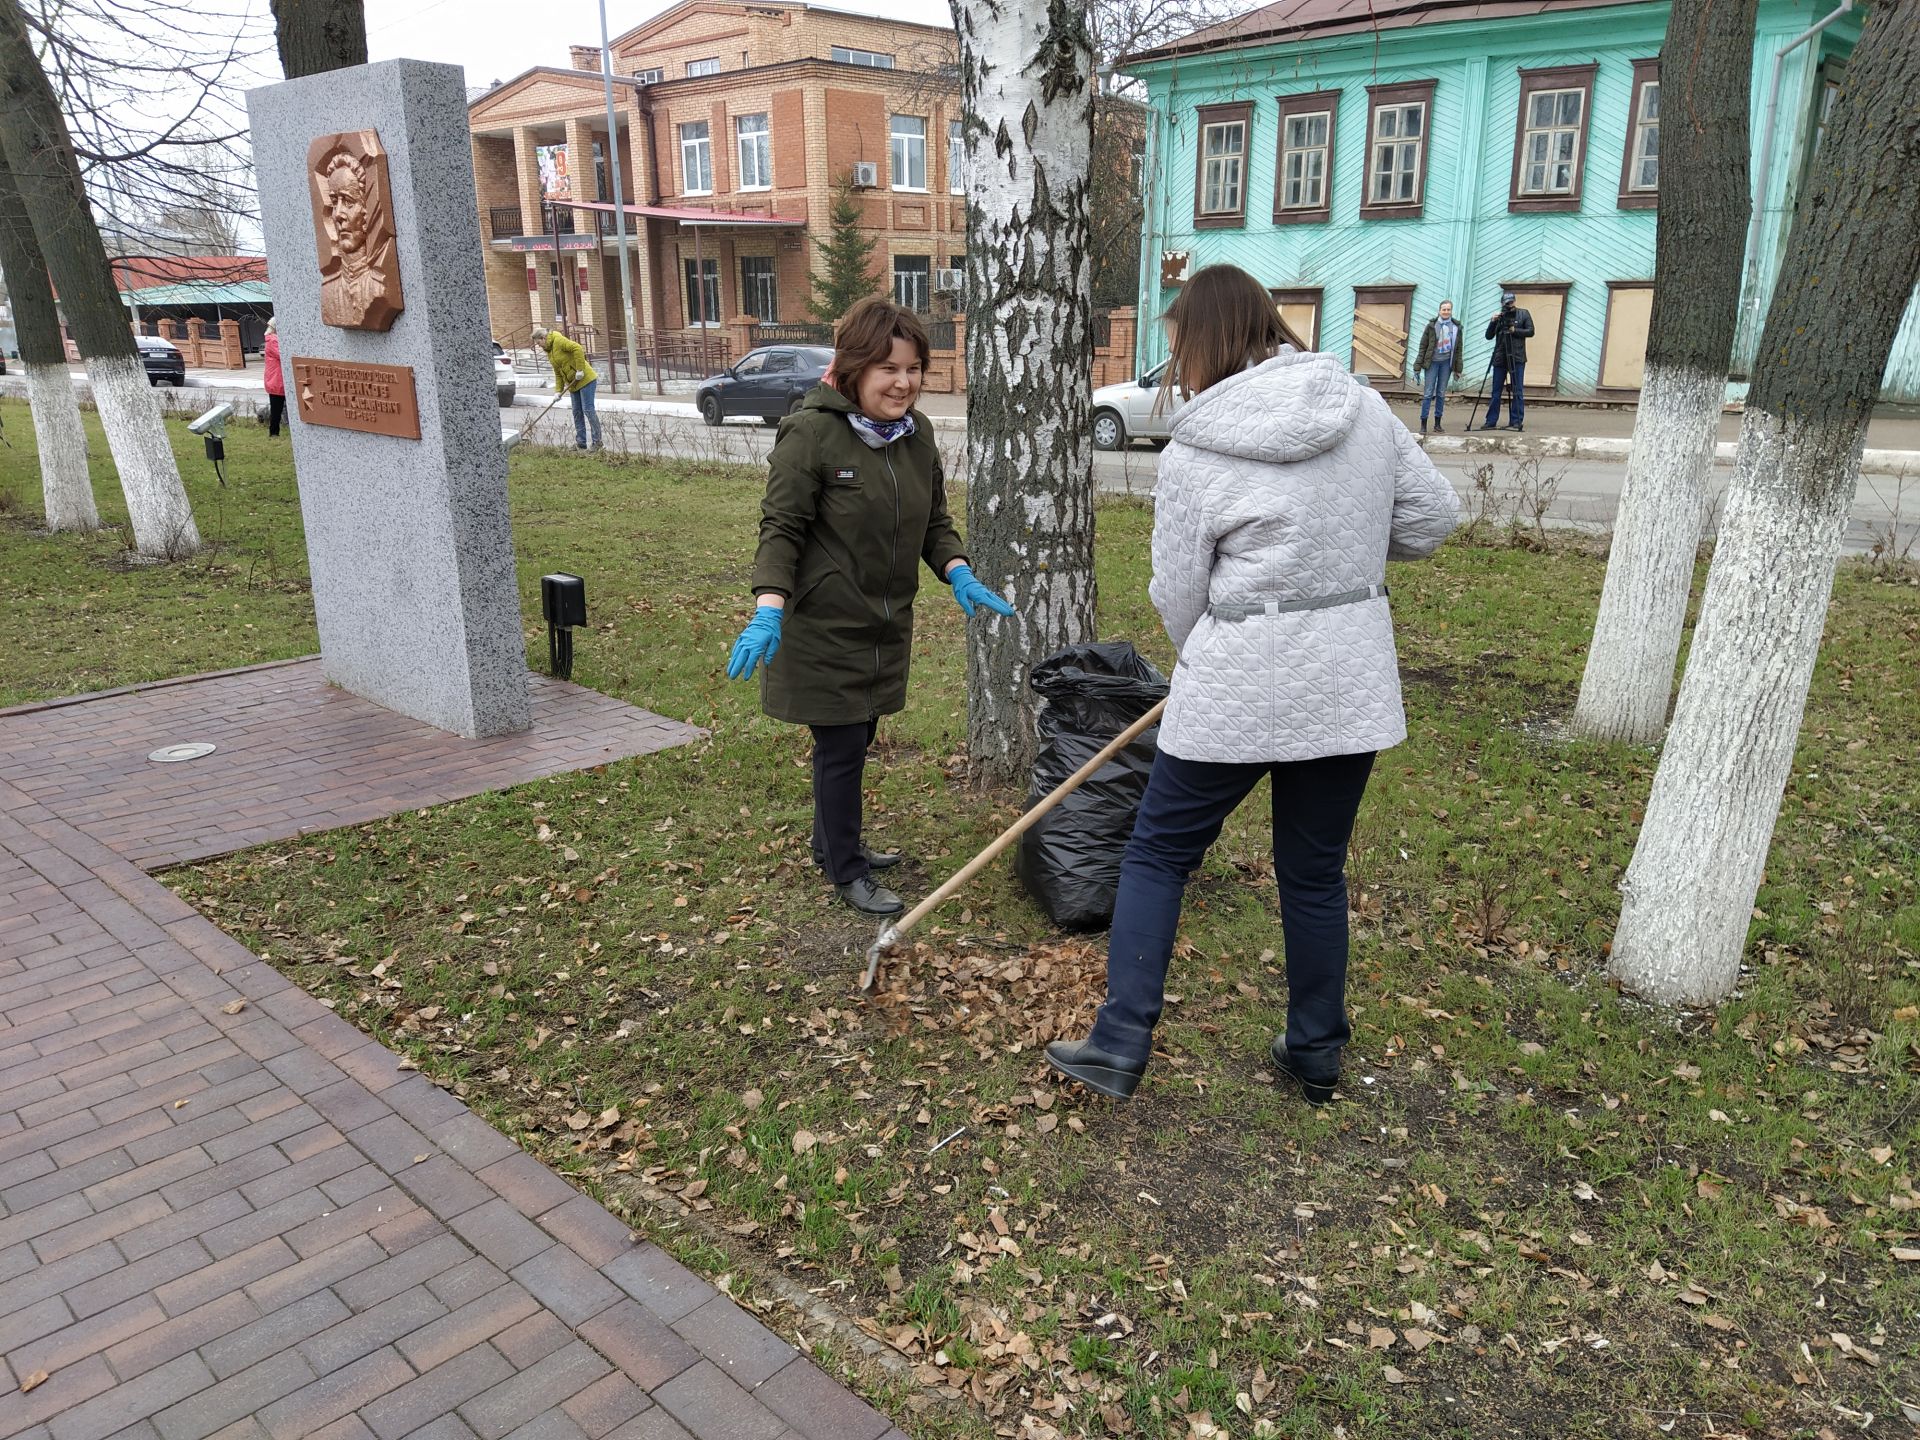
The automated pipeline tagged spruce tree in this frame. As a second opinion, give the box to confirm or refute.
[806,175,879,324]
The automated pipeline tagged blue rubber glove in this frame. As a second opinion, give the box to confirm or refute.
[727,605,784,680]
[947,564,1015,618]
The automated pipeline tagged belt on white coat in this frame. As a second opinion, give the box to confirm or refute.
[1207,583,1389,622]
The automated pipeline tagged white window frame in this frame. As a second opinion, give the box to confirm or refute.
[1627,79,1659,192]
[892,255,930,312]
[831,45,894,68]
[889,114,927,191]
[1279,109,1331,211]
[948,118,964,195]
[632,67,663,85]
[1519,86,1586,196]
[1368,102,1426,206]
[679,121,712,195]
[683,256,720,327]
[1198,119,1246,216]
[736,113,771,190]
[686,56,720,77]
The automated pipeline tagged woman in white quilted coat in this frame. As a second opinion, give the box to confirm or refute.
[1048,264,1460,1105]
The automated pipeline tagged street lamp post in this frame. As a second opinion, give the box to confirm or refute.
[598,0,644,398]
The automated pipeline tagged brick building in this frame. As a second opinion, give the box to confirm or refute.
[467,0,964,360]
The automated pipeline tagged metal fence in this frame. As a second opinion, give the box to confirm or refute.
[1091,310,1113,350]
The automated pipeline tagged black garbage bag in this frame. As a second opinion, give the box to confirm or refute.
[1016,642,1169,929]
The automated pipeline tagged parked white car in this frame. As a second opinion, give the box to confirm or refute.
[1090,360,1174,451]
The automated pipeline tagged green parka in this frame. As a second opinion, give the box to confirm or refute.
[748,385,968,726]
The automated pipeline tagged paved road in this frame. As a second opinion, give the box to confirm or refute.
[11,371,1910,559]
[499,402,1919,560]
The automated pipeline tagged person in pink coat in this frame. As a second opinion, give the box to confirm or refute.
[262,317,286,436]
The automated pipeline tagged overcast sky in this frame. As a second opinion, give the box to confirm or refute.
[363,0,955,90]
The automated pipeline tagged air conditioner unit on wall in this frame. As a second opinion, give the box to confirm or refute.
[851,161,878,189]
[934,268,963,293]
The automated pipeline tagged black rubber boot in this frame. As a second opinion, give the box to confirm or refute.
[1270,1039,1339,1107]
[1045,1037,1146,1100]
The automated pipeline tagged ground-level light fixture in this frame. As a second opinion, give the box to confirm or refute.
[541,572,586,680]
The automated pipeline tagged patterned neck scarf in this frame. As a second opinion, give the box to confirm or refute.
[846,411,916,449]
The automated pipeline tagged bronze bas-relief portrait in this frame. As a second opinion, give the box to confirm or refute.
[307,130,404,331]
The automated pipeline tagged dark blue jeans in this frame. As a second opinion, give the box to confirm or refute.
[1486,362,1525,426]
[1420,361,1452,424]
[1089,748,1376,1074]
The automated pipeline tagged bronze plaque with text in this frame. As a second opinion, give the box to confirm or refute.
[289,357,422,439]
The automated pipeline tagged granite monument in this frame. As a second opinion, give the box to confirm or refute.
[249,60,530,739]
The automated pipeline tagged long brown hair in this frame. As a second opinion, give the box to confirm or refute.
[1159,264,1307,410]
[832,297,930,405]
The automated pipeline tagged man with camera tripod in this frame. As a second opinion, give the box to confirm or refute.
[1480,290,1535,432]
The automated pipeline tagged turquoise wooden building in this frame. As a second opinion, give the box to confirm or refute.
[1121,0,1920,402]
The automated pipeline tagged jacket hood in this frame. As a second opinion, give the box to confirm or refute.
[1169,349,1363,464]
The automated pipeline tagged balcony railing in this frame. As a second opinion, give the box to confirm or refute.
[487,206,524,239]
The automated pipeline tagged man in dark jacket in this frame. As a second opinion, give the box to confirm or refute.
[1481,290,1535,431]
[1412,299,1463,436]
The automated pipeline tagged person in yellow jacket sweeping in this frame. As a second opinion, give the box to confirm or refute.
[533,326,602,450]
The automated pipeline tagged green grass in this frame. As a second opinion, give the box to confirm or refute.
[4,397,1917,1439]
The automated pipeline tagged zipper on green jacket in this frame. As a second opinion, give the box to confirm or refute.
[874,443,904,721]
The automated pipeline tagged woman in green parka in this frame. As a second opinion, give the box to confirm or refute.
[726,298,1014,917]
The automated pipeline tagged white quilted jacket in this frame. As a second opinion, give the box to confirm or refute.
[1150,349,1460,764]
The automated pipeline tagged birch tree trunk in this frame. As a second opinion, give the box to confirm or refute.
[0,0,198,558]
[0,156,95,532]
[1610,0,1920,1007]
[270,0,368,78]
[1570,0,1756,743]
[952,0,1099,786]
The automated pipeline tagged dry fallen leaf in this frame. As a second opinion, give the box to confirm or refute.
[792,1129,817,1156]
[412,1154,428,1164]
[1677,1287,1709,1306]
[21,1371,48,1393]
[566,1111,591,1131]
[1891,1247,1920,1263]
[172,1099,189,1110]
[741,1088,764,1111]
[220,999,247,1015]
[1368,1327,1395,1350]
[1403,1328,1438,1352]
[1381,1366,1408,1385]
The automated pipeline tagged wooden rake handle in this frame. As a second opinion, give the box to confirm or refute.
[869,695,1169,976]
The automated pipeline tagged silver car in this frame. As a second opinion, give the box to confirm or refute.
[1090,360,1174,450]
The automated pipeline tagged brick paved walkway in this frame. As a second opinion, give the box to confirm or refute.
[0,668,904,1440]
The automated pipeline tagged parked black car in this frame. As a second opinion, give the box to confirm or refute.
[137,334,186,386]
[696,346,833,426]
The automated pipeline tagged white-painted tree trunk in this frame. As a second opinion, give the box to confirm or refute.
[1570,363,1720,742]
[24,361,96,531]
[86,354,200,557]
[1569,0,1756,744]
[1610,410,1853,1005]
[1609,0,1919,1007]
[952,0,1098,786]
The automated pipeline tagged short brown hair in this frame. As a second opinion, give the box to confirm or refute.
[1161,264,1307,405]
[832,297,930,404]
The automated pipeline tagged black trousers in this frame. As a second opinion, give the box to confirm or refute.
[1089,749,1376,1070]
[810,719,878,884]
[267,393,286,436]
